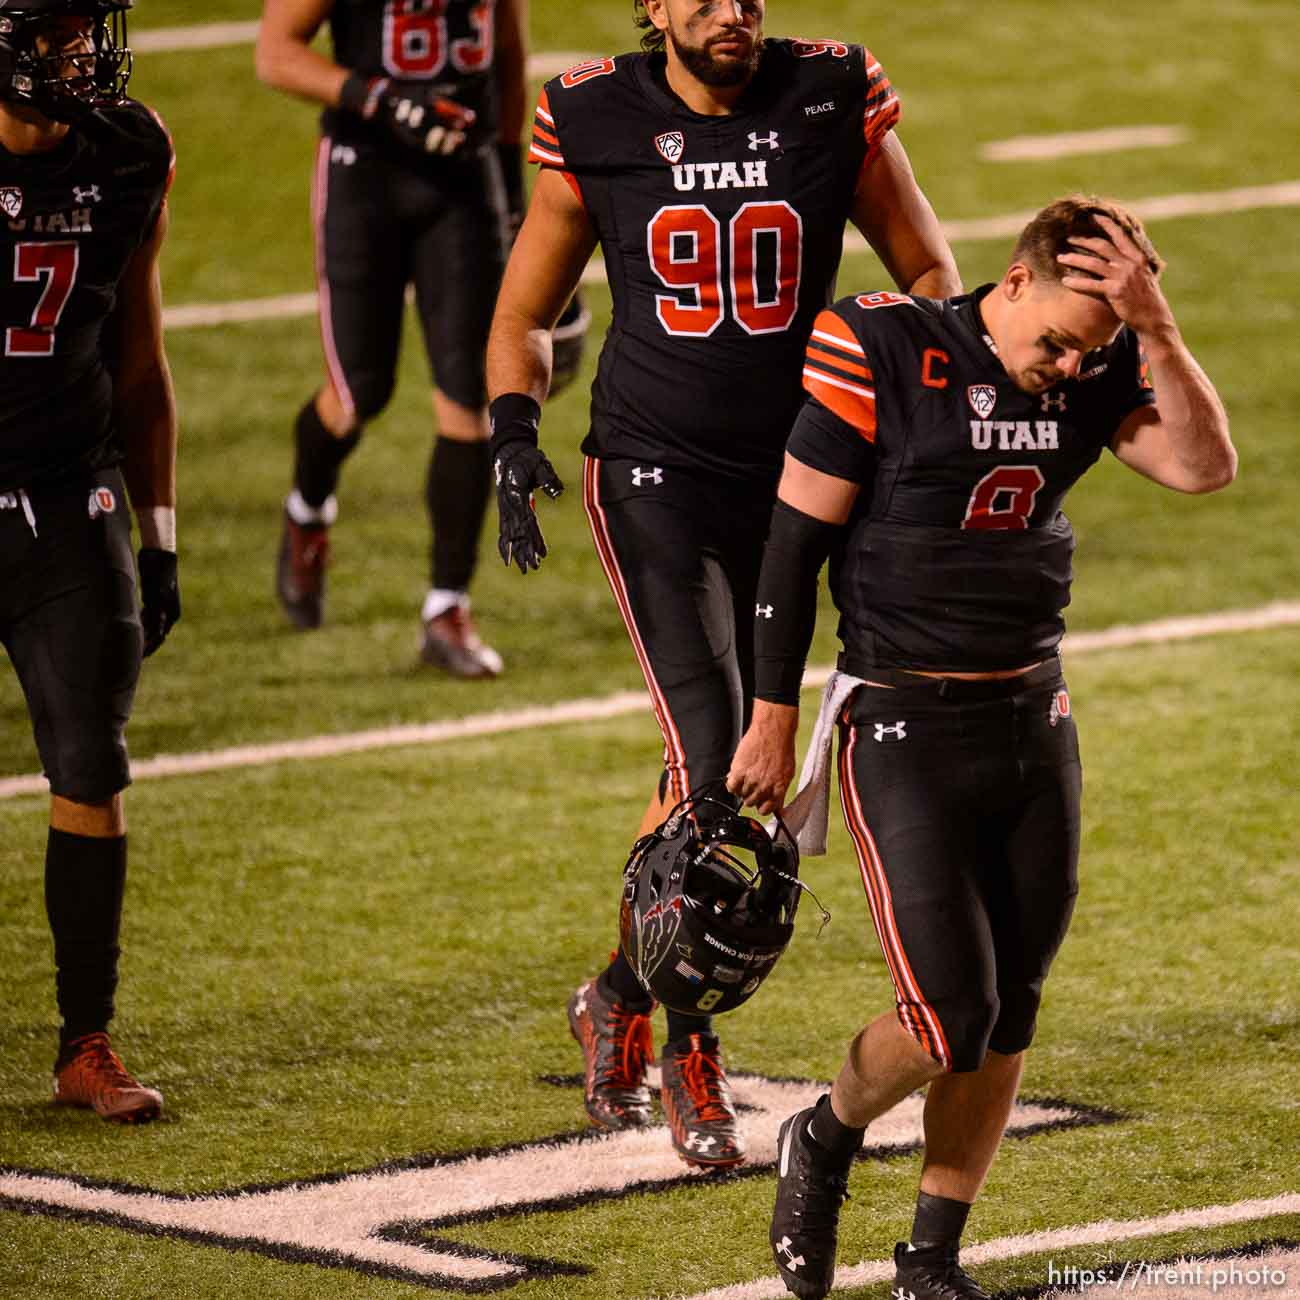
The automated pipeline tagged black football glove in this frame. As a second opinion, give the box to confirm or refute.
[341,74,477,156]
[494,443,564,574]
[137,548,180,657]
[550,290,591,396]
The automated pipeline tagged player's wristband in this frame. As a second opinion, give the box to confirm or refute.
[753,500,838,705]
[136,505,176,553]
[339,72,388,120]
[489,392,542,458]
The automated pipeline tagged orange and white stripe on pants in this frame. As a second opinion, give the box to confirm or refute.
[582,456,691,805]
[838,720,952,1069]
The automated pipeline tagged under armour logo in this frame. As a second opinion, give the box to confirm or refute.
[873,722,907,742]
[72,184,101,204]
[684,1133,717,1151]
[573,987,588,1018]
[330,144,358,166]
[631,466,663,486]
[892,1287,918,1300]
[1041,390,1067,412]
[756,604,774,619]
[776,1236,806,1271]
[748,130,780,151]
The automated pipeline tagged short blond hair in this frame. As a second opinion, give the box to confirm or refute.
[1013,195,1165,283]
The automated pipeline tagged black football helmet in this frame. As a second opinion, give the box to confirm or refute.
[619,785,826,1016]
[0,0,132,122]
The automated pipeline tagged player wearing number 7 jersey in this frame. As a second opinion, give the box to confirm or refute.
[0,0,178,1122]
[486,0,959,1170]
[727,196,1236,1300]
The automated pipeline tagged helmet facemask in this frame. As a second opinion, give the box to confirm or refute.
[0,2,132,123]
[619,785,829,1016]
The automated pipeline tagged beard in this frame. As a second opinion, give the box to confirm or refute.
[670,29,762,87]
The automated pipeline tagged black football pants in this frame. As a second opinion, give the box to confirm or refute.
[0,469,141,802]
[837,660,1081,1072]
[312,135,509,418]
[582,456,775,807]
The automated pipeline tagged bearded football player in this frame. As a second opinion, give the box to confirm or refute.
[258,0,586,676]
[487,0,960,1168]
[727,196,1236,1299]
[0,0,178,1122]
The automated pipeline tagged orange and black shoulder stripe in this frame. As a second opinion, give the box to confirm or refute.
[803,309,877,439]
[860,48,900,161]
[527,87,566,167]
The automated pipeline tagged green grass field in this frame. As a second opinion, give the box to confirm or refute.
[1,1,1298,1296]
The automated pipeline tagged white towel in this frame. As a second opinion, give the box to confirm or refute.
[778,670,867,856]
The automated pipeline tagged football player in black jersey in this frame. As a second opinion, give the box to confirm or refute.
[258,0,561,675]
[727,196,1236,1300]
[0,0,178,1123]
[487,0,960,1168]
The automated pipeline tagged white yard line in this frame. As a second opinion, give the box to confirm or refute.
[160,181,1300,332]
[0,602,1294,801]
[131,21,261,52]
[981,125,1192,162]
[687,1191,1300,1300]
[132,20,588,79]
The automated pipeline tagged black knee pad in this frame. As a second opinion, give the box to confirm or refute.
[987,981,1044,1057]
[34,587,139,804]
[914,989,1000,1074]
[346,370,396,423]
[433,347,488,412]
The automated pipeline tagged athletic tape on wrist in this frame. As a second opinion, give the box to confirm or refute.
[136,505,176,552]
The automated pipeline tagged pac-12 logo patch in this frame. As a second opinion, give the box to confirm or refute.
[0,187,22,218]
[967,384,997,419]
[1049,689,1071,727]
[87,487,116,518]
[654,131,684,163]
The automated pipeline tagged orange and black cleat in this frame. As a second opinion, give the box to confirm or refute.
[53,1033,164,1124]
[567,979,654,1130]
[660,1032,744,1169]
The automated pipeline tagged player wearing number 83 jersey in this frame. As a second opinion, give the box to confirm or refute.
[488,0,959,1174]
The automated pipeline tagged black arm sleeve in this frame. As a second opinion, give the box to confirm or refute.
[753,500,840,706]
[786,395,877,482]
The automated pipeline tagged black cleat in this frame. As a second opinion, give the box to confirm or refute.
[770,1100,851,1299]
[892,1241,991,1300]
[660,1032,744,1169]
[276,509,330,629]
[567,979,654,1130]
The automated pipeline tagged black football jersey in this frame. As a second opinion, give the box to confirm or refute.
[322,0,501,151]
[0,100,173,494]
[529,39,900,485]
[790,285,1157,670]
